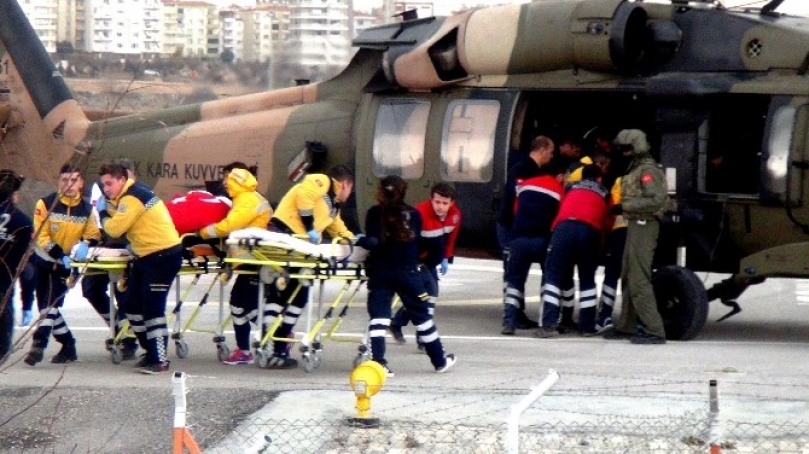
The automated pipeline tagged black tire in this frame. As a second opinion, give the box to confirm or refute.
[653,265,709,340]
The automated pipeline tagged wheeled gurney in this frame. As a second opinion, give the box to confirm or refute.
[224,229,368,373]
[70,244,232,363]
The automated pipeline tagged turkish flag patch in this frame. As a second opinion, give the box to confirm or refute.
[35,208,41,216]
[315,180,323,187]
[641,174,654,184]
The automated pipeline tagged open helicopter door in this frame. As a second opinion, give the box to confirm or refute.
[769,96,809,232]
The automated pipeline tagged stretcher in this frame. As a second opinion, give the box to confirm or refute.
[225,228,368,373]
[70,244,232,363]
[170,241,233,362]
[68,247,136,364]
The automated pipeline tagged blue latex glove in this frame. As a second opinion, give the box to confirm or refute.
[439,258,449,275]
[307,229,321,244]
[74,241,89,261]
[95,196,108,213]
[61,256,71,269]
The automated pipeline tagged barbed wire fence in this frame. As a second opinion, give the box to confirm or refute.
[3,370,809,453]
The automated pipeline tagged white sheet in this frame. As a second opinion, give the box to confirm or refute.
[227,228,368,263]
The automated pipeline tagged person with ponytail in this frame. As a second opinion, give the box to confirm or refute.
[362,176,456,377]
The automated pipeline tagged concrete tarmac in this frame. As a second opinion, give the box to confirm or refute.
[1,257,808,453]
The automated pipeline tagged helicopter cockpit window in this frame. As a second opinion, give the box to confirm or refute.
[372,98,431,179]
[440,99,500,182]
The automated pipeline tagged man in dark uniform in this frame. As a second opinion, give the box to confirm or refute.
[537,165,609,337]
[605,129,669,344]
[0,170,32,366]
[500,136,559,335]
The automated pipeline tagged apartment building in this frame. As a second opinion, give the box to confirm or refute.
[85,0,164,55]
[17,0,390,67]
[285,0,353,68]
[219,8,245,61]
[18,0,58,53]
[177,1,220,58]
[243,4,288,63]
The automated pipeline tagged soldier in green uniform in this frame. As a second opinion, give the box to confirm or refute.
[605,129,669,345]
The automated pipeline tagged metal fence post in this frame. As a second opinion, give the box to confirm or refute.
[507,369,560,454]
[172,371,202,454]
[708,379,722,454]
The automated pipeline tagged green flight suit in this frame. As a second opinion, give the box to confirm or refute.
[615,154,669,338]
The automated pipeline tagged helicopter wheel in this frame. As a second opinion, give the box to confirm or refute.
[654,265,708,341]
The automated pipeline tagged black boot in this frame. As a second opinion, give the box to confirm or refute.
[121,338,138,360]
[502,304,518,335]
[51,341,78,364]
[515,309,539,329]
[24,344,45,366]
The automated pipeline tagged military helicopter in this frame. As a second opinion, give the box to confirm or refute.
[2,0,809,340]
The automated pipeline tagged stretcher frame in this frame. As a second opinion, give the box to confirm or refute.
[225,237,367,373]
[169,248,233,362]
[70,255,136,364]
[70,245,233,363]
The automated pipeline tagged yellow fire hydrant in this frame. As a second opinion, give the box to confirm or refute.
[348,360,387,427]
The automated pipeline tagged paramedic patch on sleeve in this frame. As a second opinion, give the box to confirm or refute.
[641,174,654,184]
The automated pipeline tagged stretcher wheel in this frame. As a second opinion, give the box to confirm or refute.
[312,353,322,369]
[111,348,123,365]
[303,355,315,373]
[256,350,269,368]
[175,340,189,359]
[216,343,230,362]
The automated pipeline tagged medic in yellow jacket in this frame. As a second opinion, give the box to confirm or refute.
[270,167,356,242]
[33,172,101,264]
[199,168,271,239]
[609,176,628,230]
[98,172,180,257]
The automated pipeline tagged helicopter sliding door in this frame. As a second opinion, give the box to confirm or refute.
[358,89,517,252]
[439,89,518,251]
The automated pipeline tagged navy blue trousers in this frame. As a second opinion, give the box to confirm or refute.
[31,257,73,348]
[502,236,548,328]
[367,267,446,369]
[124,247,182,364]
[391,266,438,330]
[541,221,601,332]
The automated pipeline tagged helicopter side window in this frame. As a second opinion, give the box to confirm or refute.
[372,98,431,179]
[440,99,500,182]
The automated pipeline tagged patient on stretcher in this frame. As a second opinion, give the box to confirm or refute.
[227,227,370,263]
[69,244,133,261]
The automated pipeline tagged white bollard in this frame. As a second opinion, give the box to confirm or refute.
[506,369,560,454]
[708,379,723,454]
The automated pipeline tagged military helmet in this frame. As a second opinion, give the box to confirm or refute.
[614,129,650,154]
